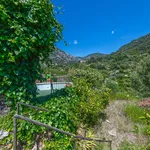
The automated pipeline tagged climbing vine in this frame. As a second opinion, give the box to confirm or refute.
[0,0,63,106]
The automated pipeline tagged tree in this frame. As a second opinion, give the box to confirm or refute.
[0,0,63,106]
[138,56,150,96]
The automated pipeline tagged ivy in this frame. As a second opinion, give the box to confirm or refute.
[0,88,80,149]
[0,0,63,106]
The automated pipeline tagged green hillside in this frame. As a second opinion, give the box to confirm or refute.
[117,33,150,53]
[41,33,150,97]
[85,33,150,97]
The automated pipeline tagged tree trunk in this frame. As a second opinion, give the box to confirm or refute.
[0,94,7,114]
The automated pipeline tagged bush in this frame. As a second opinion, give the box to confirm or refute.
[73,77,110,126]
[0,88,80,149]
[71,68,104,89]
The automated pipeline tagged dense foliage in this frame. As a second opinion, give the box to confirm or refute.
[72,68,110,125]
[0,0,62,105]
[0,86,109,149]
[84,33,150,98]
[0,88,79,149]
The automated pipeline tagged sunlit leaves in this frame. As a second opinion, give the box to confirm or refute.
[0,0,62,105]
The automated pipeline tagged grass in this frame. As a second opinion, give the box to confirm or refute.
[119,141,150,150]
[109,91,140,101]
[124,103,150,146]
[124,104,145,123]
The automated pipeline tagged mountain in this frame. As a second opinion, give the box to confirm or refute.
[87,33,150,64]
[76,53,107,61]
[117,33,150,54]
[49,48,77,66]
[84,52,107,59]
[108,33,150,69]
[50,49,106,64]
[47,33,150,66]
[85,33,150,96]
[42,33,150,96]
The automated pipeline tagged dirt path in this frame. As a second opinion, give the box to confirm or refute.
[94,100,147,150]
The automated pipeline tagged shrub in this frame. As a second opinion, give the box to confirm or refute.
[71,68,104,89]
[73,77,110,126]
[0,88,80,149]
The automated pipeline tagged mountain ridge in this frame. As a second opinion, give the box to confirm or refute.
[49,33,150,65]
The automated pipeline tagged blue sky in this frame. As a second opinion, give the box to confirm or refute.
[53,0,150,56]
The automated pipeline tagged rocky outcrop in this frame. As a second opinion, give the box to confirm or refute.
[47,48,77,66]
